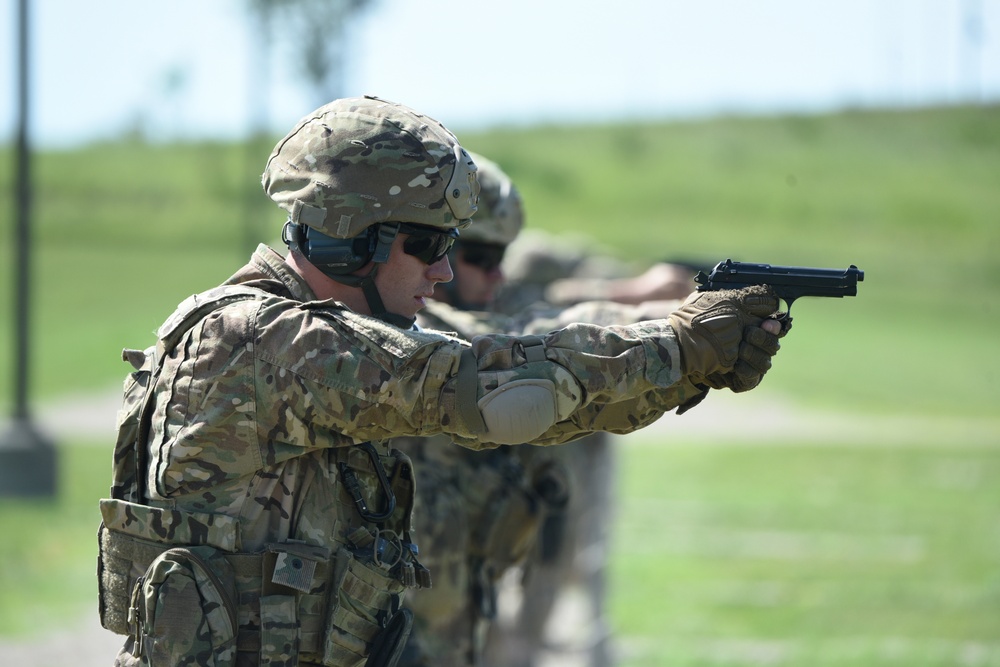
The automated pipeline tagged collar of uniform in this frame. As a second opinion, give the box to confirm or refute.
[247,243,318,302]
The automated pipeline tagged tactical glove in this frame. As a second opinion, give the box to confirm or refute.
[667,285,781,384]
[699,323,785,392]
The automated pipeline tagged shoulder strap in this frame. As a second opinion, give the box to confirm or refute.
[130,286,267,501]
[154,285,268,359]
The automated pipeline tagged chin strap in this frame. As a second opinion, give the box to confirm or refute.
[360,264,417,330]
[357,223,416,329]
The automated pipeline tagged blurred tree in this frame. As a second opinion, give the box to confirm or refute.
[246,0,377,106]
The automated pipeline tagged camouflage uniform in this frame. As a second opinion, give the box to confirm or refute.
[393,154,543,667]
[394,303,537,667]
[96,97,705,667]
[396,156,684,667]
[485,230,676,667]
[398,298,682,667]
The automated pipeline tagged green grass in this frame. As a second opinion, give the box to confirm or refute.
[610,436,1000,666]
[0,441,110,635]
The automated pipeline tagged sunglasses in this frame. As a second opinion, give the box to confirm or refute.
[398,223,459,265]
[459,243,506,272]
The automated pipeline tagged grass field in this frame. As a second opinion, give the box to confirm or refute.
[609,436,1000,666]
[1,105,999,664]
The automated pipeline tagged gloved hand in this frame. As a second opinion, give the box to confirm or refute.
[699,319,786,392]
[667,285,785,392]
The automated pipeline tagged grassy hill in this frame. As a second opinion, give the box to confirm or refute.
[0,104,998,417]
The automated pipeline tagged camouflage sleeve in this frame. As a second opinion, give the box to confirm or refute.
[510,299,683,335]
[438,319,685,448]
[253,300,685,450]
[253,300,465,446]
[417,300,508,339]
[528,375,706,443]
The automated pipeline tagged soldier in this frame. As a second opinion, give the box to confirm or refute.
[395,154,723,667]
[96,95,787,667]
[394,152,549,667]
[485,228,693,667]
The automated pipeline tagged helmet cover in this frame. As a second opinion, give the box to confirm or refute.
[461,152,524,247]
[262,95,479,239]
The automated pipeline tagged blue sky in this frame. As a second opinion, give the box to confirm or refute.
[2,0,998,148]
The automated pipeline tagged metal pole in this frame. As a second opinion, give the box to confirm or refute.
[14,0,30,420]
[1,0,58,498]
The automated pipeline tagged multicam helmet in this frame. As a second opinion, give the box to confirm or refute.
[462,152,524,247]
[262,95,479,238]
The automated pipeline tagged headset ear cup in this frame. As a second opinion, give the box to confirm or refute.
[302,226,376,275]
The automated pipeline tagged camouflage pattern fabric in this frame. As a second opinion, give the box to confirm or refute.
[397,295,685,667]
[103,242,697,667]
[262,95,478,239]
[394,437,543,667]
[485,239,685,667]
[395,305,543,667]
[114,546,239,667]
[483,432,615,667]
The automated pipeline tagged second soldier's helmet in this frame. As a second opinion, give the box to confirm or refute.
[462,152,523,247]
[262,95,479,239]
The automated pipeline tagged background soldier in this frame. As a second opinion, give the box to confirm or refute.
[398,154,723,667]
[487,230,699,667]
[96,96,787,667]
[395,152,545,667]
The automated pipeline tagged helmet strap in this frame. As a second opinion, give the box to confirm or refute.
[282,220,304,252]
[371,222,399,263]
[359,264,416,329]
[360,222,415,328]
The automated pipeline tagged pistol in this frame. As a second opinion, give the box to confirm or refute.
[694,259,864,313]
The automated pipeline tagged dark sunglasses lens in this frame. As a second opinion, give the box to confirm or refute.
[462,246,505,271]
[403,228,456,264]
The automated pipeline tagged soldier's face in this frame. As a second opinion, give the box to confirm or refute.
[450,249,505,309]
[375,233,454,320]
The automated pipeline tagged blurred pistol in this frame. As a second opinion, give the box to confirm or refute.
[694,259,864,315]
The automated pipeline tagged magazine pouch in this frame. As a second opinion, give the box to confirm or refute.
[119,546,238,667]
[320,543,407,667]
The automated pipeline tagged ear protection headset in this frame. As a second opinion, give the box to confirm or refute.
[282,222,380,275]
[282,221,417,329]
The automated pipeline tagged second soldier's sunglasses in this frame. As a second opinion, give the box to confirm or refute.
[459,243,506,272]
[398,223,459,265]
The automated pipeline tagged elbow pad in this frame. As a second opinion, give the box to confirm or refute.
[457,336,582,445]
[478,378,559,444]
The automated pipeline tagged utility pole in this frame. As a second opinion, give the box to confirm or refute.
[0,0,58,498]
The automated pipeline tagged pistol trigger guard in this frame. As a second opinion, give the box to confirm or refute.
[773,311,793,335]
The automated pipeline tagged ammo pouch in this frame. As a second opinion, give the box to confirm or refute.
[114,545,238,667]
[98,499,425,667]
